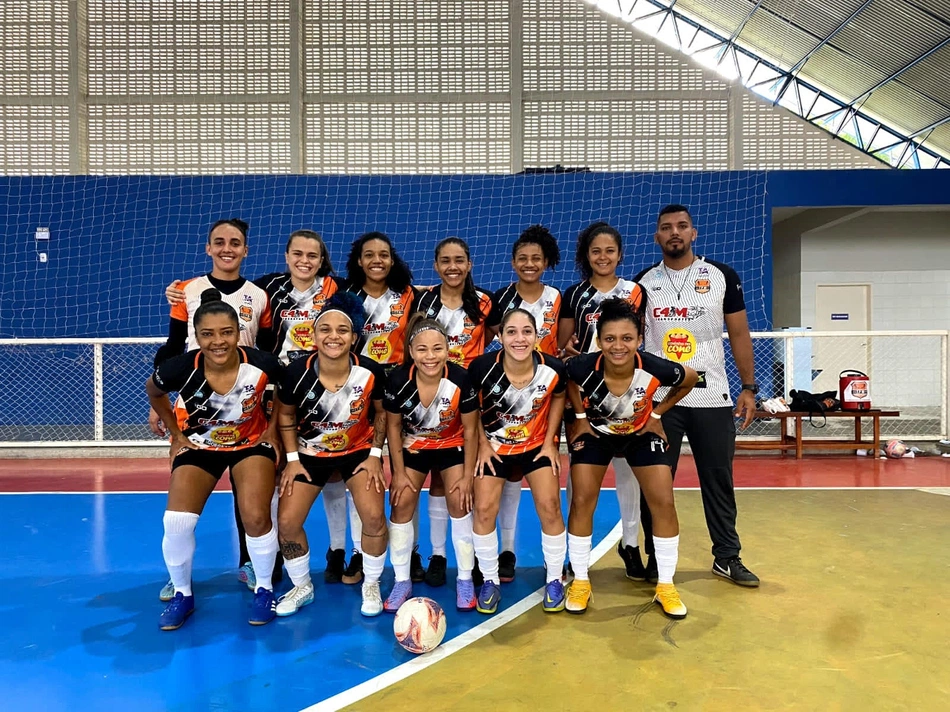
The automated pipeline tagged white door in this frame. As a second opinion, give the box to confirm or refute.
[812,284,870,394]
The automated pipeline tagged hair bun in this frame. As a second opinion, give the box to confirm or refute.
[200,287,223,304]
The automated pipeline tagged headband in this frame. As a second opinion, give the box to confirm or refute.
[315,308,353,327]
[409,325,446,343]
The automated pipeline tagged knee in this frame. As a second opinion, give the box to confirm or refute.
[534,497,563,528]
[277,511,304,539]
[474,498,498,526]
[646,491,676,519]
[569,488,597,516]
[242,512,271,538]
[361,510,387,539]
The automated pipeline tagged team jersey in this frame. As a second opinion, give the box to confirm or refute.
[254,272,342,365]
[151,347,281,450]
[635,257,744,408]
[350,285,416,366]
[383,362,478,450]
[567,351,685,436]
[468,351,566,455]
[170,275,272,350]
[415,285,493,367]
[278,352,385,457]
[562,278,645,353]
[487,283,561,355]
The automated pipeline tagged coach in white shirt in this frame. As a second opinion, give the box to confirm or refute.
[634,204,759,587]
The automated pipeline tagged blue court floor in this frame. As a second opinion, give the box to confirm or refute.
[1,490,619,711]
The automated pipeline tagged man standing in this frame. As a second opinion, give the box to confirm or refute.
[635,204,759,587]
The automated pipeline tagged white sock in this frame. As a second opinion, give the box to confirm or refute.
[162,510,199,597]
[322,480,347,551]
[472,530,499,585]
[566,473,574,508]
[541,530,567,583]
[567,533,593,581]
[613,458,642,549]
[245,526,278,591]
[428,495,449,557]
[270,488,279,537]
[389,520,414,582]
[653,535,679,584]
[362,550,386,585]
[284,550,312,588]
[412,506,420,547]
[451,513,475,581]
[499,480,521,553]
[346,490,363,553]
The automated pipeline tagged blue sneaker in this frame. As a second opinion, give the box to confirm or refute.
[383,580,413,613]
[159,592,195,630]
[456,578,476,611]
[238,562,256,591]
[249,587,277,626]
[476,581,501,614]
[543,579,566,613]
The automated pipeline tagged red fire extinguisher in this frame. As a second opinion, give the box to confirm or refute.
[840,370,871,411]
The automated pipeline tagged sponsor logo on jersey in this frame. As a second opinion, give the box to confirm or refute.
[349,398,365,416]
[281,309,312,319]
[439,408,456,423]
[243,294,254,304]
[241,395,257,414]
[239,305,253,322]
[291,323,314,349]
[532,397,545,411]
[652,305,708,320]
[390,302,405,317]
[369,337,391,361]
[608,420,637,435]
[210,426,241,445]
[585,312,600,323]
[313,294,327,310]
[504,425,529,441]
[694,279,711,294]
[322,432,349,451]
[663,328,697,362]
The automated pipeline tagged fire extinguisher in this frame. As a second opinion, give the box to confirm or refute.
[839,370,871,411]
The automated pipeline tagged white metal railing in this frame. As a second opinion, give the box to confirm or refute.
[0,331,946,447]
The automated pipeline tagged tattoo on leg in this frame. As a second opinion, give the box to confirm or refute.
[280,540,306,559]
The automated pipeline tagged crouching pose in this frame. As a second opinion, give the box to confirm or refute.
[565,298,698,618]
[275,293,390,618]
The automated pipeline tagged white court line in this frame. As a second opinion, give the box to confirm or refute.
[919,487,950,497]
[301,521,623,712]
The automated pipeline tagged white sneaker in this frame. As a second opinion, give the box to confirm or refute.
[275,581,315,617]
[159,579,175,602]
[361,581,383,617]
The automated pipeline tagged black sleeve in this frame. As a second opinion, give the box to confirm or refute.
[565,352,595,386]
[278,357,308,406]
[383,366,407,413]
[255,324,278,354]
[721,264,746,315]
[466,353,490,391]
[153,318,189,368]
[545,355,568,394]
[486,287,508,328]
[449,364,479,414]
[640,352,687,388]
[151,352,194,393]
[362,358,387,401]
[252,272,284,291]
[246,348,283,384]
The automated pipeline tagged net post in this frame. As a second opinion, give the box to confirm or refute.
[941,332,948,438]
[94,343,104,442]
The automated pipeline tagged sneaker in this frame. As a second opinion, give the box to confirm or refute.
[542,579,566,613]
[561,562,574,583]
[238,561,256,591]
[342,550,363,585]
[159,579,175,602]
[472,557,484,588]
[276,582,314,617]
[498,550,516,582]
[361,581,383,617]
[645,554,658,584]
[159,592,195,631]
[653,583,688,619]
[617,541,647,582]
[249,588,277,625]
[565,579,592,614]
[712,556,760,587]
[456,578,476,611]
[476,581,501,614]
[424,555,447,587]
[324,548,345,584]
[410,546,426,584]
[384,580,413,612]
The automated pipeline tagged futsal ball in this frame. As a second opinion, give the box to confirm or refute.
[884,439,908,459]
[393,597,447,654]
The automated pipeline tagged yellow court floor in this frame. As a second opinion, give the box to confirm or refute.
[351,489,950,711]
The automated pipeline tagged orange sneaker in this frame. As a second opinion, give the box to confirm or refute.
[565,579,592,614]
[653,583,687,619]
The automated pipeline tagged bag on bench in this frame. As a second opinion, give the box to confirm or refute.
[788,389,841,427]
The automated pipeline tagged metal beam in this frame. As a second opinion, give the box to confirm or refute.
[789,0,873,75]
[727,0,763,45]
[851,37,950,104]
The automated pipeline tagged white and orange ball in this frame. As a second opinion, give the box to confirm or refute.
[884,439,908,459]
[393,597,447,654]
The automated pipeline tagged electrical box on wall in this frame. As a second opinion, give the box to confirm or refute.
[35,227,49,263]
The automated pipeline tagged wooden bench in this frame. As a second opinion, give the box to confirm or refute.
[737,409,901,459]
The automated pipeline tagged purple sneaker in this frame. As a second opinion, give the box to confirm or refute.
[383,580,413,613]
[543,579,566,612]
[456,578,476,611]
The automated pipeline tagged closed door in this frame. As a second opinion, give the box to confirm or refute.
[812,284,870,394]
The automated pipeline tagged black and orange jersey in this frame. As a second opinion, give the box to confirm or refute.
[562,278,645,353]
[566,351,685,436]
[468,351,566,455]
[349,285,417,366]
[151,347,281,450]
[415,285,493,367]
[254,272,342,365]
[383,362,478,451]
[487,283,561,356]
[278,352,385,457]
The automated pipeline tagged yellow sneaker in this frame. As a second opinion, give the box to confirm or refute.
[565,579,592,614]
[653,583,687,619]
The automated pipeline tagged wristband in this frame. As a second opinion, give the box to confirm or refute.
[286,451,300,462]
[574,412,588,420]
[369,447,383,459]
[650,411,662,421]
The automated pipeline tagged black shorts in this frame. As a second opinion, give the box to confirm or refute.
[482,445,552,480]
[403,446,465,476]
[569,431,669,469]
[297,449,372,488]
[172,442,277,479]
